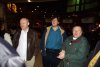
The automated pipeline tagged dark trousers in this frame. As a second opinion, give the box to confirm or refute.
[42,48,61,67]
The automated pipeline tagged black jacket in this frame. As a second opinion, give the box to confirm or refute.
[13,28,38,60]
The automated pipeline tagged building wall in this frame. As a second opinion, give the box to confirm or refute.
[0,3,4,19]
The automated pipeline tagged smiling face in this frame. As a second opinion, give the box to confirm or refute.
[20,18,29,30]
[72,26,82,38]
[52,18,59,27]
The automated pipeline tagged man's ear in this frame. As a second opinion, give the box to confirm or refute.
[28,22,30,25]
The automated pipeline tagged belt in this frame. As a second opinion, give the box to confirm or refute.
[46,48,60,55]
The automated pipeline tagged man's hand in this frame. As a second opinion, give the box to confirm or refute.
[57,50,65,59]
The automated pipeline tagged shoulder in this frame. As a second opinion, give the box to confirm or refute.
[42,26,51,33]
[15,29,21,34]
[65,36,72,41]
[59,27,65,33]
[13,30,21,38]
[46,26,51,30]
[28,28,35,33]
[67,36,72,39]
[80,36,89,47]
[28,28,38,36]
[80,36,88,42]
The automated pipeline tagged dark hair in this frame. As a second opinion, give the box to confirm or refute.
[51,16,61,23]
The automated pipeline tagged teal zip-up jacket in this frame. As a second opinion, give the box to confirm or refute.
[60,36,90,67]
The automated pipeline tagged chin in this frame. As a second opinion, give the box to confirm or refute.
[73,36,79,38]
[22,28,25,30]
[53,25,57,27]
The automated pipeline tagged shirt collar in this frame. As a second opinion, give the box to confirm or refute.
[51,26,60,31]
[73,37,77,40]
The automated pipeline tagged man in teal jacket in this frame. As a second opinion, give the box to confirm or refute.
[58,26,90,67]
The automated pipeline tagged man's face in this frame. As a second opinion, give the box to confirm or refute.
[72,26,82,38]
[52,18,59,27]
[20,18,29,30]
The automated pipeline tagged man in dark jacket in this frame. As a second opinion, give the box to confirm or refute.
[0,37,25,67]
[13,18,38,67]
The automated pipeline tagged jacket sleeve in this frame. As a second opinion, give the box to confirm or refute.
[62,37,68,51]
[33,32,39,56]
[12,32,19,49]
[61,31,67,51]
[40,29,46,50]
[6,56,25,67]
[65,38,90,61]
[62,31,67,42]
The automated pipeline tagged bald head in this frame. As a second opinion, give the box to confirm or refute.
[20,18,29,30]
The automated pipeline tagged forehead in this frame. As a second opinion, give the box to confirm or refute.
[73,26,82,31]
[52,18,57,21]
[20,18,29,23]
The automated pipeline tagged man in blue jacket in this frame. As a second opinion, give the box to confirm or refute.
[40,17,67,67]
[0,37,25,67]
